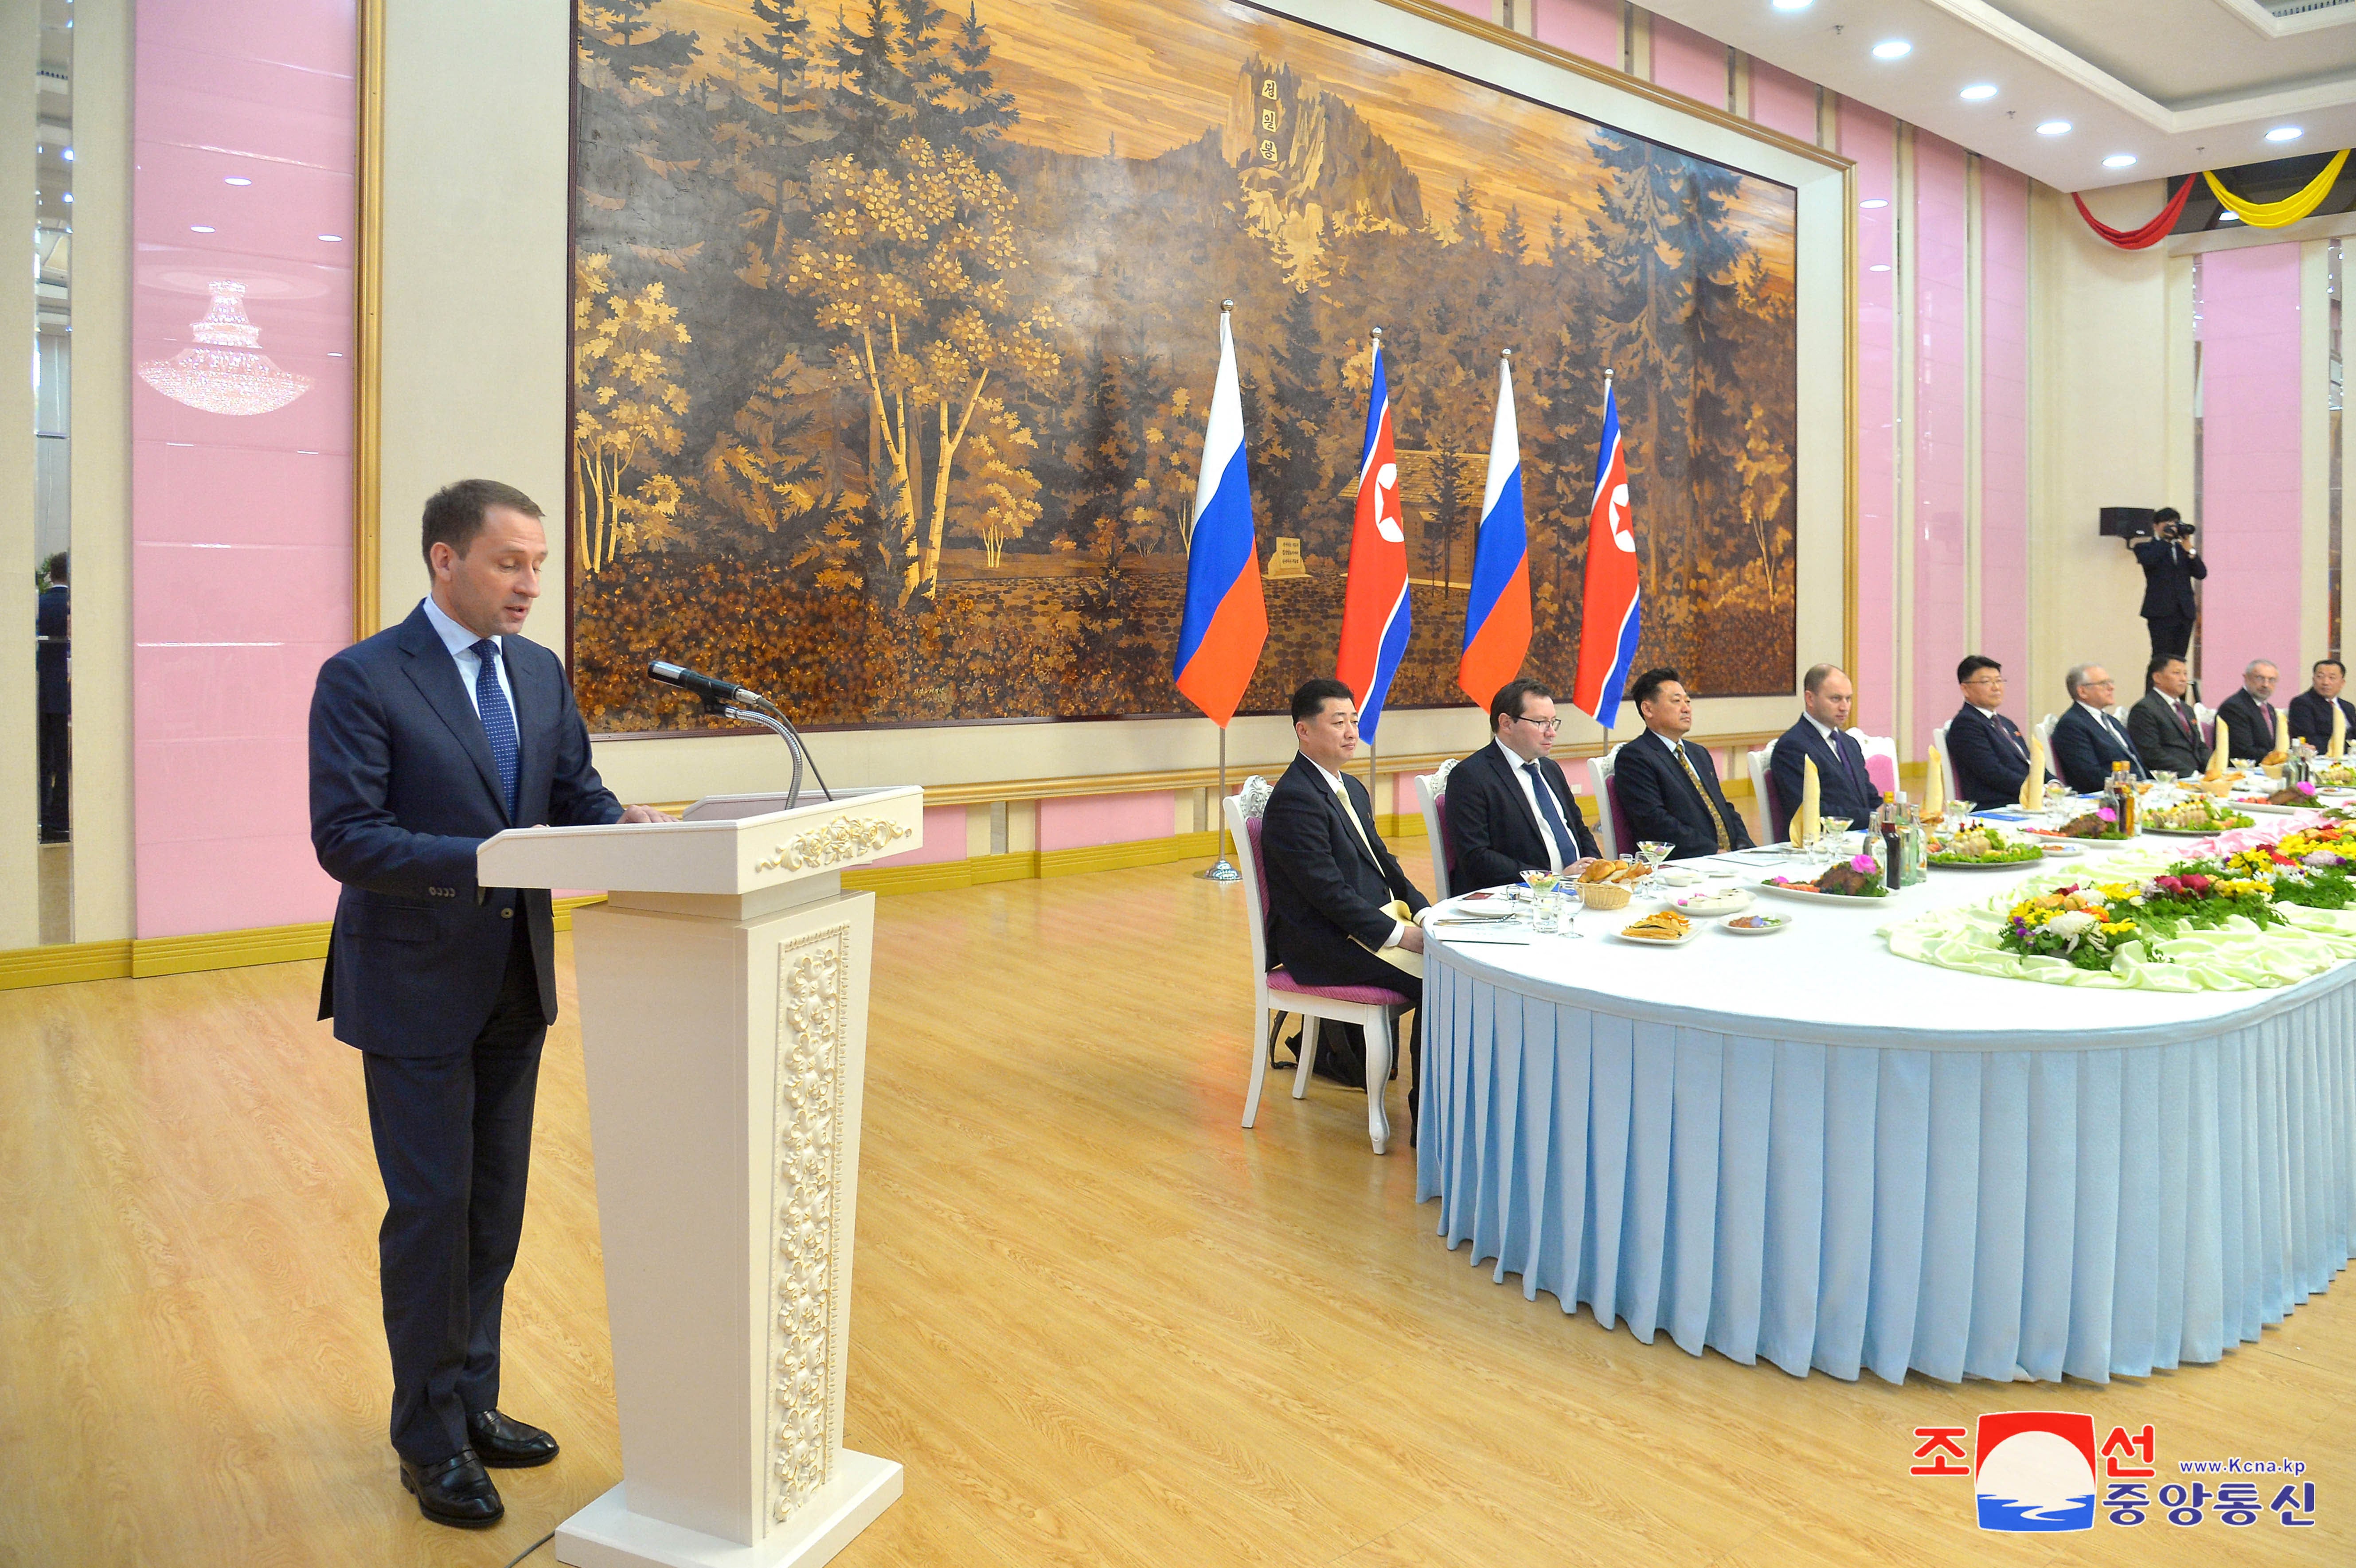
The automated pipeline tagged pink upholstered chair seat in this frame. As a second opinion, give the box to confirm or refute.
[1266,969,1411,1008]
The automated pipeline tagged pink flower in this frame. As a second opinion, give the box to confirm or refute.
[2297,781,2318,797]
[2097,805,2118,823]
[1850,853,1878,873]
[2185,873,2212,893]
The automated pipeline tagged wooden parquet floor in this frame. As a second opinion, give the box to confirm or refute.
[3,843,2351,1567]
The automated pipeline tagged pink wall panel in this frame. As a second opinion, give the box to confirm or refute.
[1911,133,1971,766]
[866,804,970,868]
[1037,791,1177,853]
[1748,59,1816,144]
[1649,17,1727,108]
[1978,162,2031,723]
[1432,0,1487,20]
[2200,244,2306,693]
[133,0,357,938]
[1841,100,1899,740]
[1532,0,1621,66]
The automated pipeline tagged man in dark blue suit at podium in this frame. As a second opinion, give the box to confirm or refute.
[1767,663,1877,843]
[309,480,672,1528]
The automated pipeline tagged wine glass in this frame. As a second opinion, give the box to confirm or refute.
[1636,840,1673,889]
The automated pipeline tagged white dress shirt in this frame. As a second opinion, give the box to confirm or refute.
[1493,736,1563,874]
[420,595,517,723]
[1311,757,1410,948]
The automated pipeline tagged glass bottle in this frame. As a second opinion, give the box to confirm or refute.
[1880,791,1903,888]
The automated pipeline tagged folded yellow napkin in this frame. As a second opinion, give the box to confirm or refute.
[2266,705,2292,765]
[1922,740,1946,818]
[2333,702,2348,759]
[2021,732,2046,811]
[1362,897,1425,978]
[1793,756,1821,846]
[2205,718,2229,781]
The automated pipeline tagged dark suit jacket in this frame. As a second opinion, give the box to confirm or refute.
[1441,741,1599,893]
[1260,753,1428,983]
[2051,704,2145,793]
[2216,689,2281,762]
[1612,729,1754,861]
[310,605,623,1057]
[1945,703,2043,807]
[2131,538,2205,620]
[1767,718,1877,842]
[2289,689,2355,749]
[2126,688,2208,776]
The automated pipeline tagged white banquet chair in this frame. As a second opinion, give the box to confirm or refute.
[2036,712,2061,762]
[1414,759,1459,901]
[2194,702,2217,746]
[1746,739,1781,842]
[1586,743,1628,860]
[1226,780,1410,1155]
[1855,731,1898,798]
[1930,722,1956,806]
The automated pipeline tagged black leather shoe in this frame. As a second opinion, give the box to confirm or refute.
[399,1449,504,1528]
[467,1408,560,1468]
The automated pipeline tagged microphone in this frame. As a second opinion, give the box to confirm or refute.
[649,660,755,707]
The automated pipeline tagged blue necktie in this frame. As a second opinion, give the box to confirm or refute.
[470,638,519,819]
[1523,761,1578,867]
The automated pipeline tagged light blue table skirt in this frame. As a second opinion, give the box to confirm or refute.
[1416,950,2356,1382]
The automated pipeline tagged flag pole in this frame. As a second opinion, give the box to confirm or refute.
[1194,297,1245,885]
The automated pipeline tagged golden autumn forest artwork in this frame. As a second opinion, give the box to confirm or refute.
[570,0,1799,732]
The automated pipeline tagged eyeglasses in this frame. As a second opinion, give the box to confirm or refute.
[1965,673,2004,686]
[1515,716,1564,733]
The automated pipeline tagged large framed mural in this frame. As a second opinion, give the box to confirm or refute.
[569,0,1800,733]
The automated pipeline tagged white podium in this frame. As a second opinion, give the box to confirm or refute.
[477,786,921,1568]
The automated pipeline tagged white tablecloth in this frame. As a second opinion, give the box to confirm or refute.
[1414,850,2356,1382]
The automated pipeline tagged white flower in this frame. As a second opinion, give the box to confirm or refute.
[2045,910,2098,946]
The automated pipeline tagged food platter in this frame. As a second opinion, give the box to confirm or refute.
[1720,913,1789,936]
[1754,881,1889,906]
[1609,925,1699,948]
[1672,887,1754,915]
[1926,854,2044,870]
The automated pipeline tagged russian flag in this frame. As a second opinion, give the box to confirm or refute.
[1569,377,1640,728]
[1172,307,1266,727]
[1334,335,1411,740]
[1456,353,1531,709]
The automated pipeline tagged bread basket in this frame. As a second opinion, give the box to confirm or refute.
[1580,882,1633,911]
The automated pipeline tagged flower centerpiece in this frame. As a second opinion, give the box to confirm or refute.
[1926,822,2045,866]
[2144,796,2257,833]
[2223,823,2356,911]
[1770,852,1886,898]
[2001,865,2282,972]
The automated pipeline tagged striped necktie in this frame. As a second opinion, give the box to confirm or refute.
[1671,740,1732,853]
[470,638,520,819]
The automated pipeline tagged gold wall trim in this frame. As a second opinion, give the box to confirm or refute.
[0,896,609,993]
[1842,146,1861,722]
[353,0,385,640]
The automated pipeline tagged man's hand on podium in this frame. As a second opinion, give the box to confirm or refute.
[619,804,677,824]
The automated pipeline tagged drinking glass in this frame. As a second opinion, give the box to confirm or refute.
[1519,867,1551,925]
[1636,840,1673,882]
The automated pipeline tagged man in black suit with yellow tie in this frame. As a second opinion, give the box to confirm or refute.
[1767,663,1877,842]
[1442,677,1599,893]
[1612,668,1755,860]
[2291,659,2356,749]
[1260,677,1430,1125]
[310,481,674,1527]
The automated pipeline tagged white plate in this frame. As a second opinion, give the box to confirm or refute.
[1926,855,2046,870]
[2145,823,2239,837]
[1434,899,1518,922]
[1673,889,1754,915]
[1754,880,1891,906]
[2040,843,2086,857]
[1721,913,1789,936]
[1610,924,1699,948]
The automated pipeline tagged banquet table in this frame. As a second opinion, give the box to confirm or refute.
[1415,839,2356,1384]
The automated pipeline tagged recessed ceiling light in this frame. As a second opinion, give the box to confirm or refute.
[61,147,71,161]
[318,234,344,242]
[2267,125,2303,143]
[1871,39,1911,60]
[1770,0,1812,10]
[61,192,71,203]
[1869,264,1892,272]
[2103,154,2138,169]
[2037,121,2072,136]
[190,224,215,233]
[223,176,251,186]
[1960,83,1997,101]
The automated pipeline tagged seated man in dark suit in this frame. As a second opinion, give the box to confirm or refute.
[1612,667,1755,861]
[2217,659,2283,761]
[1260,677,1431,1121]
[1442,676,1599,893]
[309,480,675,1528]
[2050,663,2146,792]
[1946,656,2050,807]
[1768,662,1877,842]
[2126,655,2207,776]
[2289,659,2353,750]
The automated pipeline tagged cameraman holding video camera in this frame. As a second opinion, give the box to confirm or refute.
[2129,507,2205,666]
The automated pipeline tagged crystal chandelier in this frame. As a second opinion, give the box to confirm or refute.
[137,281,314,416]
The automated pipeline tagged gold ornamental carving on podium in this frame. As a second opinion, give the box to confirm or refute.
[768,924,853,1521]
[754,815,913,875]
